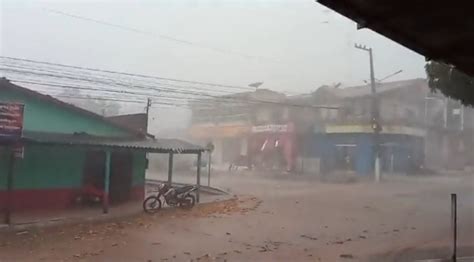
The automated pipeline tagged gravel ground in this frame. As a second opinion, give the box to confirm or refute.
[1,172,473,262]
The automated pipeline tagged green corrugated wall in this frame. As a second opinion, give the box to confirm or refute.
[0,85,147,193]
[1,146,146,190]
[11,145,85,190]
[132,152,147,186]
[0,148,9,190]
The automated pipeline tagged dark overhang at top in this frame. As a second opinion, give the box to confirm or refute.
[316,0,474,76]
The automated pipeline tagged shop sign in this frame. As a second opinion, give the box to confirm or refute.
[0,102,24,139]
[252,124,288,133]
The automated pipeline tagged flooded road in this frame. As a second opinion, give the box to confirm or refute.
[1,173,473,261]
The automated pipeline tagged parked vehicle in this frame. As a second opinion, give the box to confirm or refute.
[143,183,197,213]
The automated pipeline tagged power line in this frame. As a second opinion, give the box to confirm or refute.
[0,61,245,96]
[45,9,279,63]
[7,79,191,108]
[10,79,163,99]
[1,56,254,91]
[5,72,243,108]
[8,77,205,105]
[0,57,338,109]
[1,58,304,105]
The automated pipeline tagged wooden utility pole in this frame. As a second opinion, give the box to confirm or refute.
[145,98,152,132]
[168,152,174,184]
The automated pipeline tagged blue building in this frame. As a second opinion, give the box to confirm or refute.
[303,124,425,175]
[289,79,428,176]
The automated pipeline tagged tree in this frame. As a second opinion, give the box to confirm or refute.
[425,61,474,106]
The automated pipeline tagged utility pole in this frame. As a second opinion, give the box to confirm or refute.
[355,43,381,182]
[145,98,152,132]
[206,142,214,187]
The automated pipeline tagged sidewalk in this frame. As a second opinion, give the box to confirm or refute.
[0,201,142,231]
[1,190,232,231]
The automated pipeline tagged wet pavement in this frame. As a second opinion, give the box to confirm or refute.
[1,172,473,261]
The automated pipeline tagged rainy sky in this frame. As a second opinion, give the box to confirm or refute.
[1,0,427,131]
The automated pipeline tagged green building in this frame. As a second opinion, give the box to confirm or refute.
[0,78,203,223]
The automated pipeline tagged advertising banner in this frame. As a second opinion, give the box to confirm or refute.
[0,102,24,139]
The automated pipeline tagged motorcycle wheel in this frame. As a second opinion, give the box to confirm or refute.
[180,194,196,209]
[143,196,162,214]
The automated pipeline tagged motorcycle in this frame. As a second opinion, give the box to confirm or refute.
[143,183,197,213]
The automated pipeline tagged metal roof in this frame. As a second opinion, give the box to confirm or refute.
[319,79,426,98]
[288,79,426,104]
[22,131,205,154]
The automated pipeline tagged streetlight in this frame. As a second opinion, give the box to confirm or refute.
[354,43,381,182]
[379,69,403,82]
[363,69,403,85]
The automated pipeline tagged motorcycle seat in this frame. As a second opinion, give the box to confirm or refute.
[175,185,195,194]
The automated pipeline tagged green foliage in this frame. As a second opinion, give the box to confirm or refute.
[425,61,474,106]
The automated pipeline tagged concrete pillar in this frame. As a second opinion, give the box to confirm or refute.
[375,156,381,182]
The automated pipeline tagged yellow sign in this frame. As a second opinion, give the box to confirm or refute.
[325,124,425,137]
[189,124,250,138]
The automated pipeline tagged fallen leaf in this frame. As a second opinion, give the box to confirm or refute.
[340,254,355,259]
[300,234,318,241]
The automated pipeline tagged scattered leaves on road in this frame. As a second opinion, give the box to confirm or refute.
[300,234,318,241]
[340,253,355,259]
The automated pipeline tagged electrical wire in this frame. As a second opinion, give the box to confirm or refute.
[0,62,244,96]
[0,57,305,103]
[0,57,338,109]
[45,9,279,63]
[1,56,255,92]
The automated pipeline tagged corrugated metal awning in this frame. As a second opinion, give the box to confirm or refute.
[21,131,205,154]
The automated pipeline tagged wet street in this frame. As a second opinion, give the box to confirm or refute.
[1,173,473,261]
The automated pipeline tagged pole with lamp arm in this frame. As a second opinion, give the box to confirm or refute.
[355,43,381,182]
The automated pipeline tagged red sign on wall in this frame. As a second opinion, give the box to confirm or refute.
[0,102,24,139]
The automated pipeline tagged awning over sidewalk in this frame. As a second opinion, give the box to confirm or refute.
[21,131,205,154]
